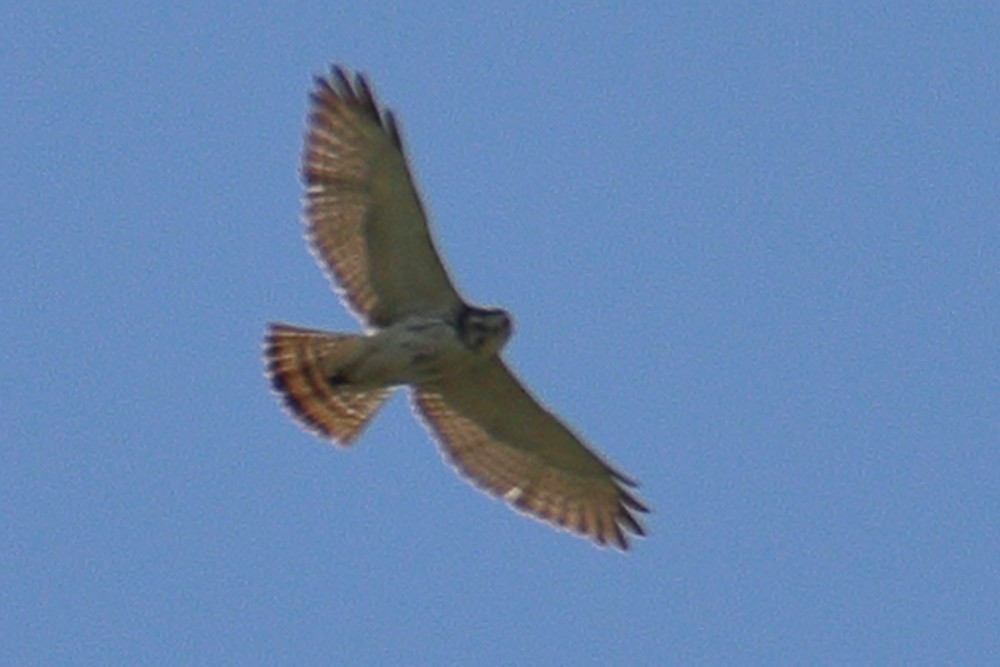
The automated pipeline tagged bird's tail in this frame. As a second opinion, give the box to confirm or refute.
[264,323,391,445]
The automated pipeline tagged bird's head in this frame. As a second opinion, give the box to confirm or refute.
[458,306,513,356]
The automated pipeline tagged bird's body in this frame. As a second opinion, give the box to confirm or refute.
[264,66,648,550]
[356,314,474,386]
[274,307,510,389]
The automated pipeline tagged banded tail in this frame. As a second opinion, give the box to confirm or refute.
[264,323,391,444]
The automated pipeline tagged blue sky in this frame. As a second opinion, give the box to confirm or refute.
[3,3,998,664]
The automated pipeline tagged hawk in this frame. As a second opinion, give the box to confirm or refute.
[264,66,648,550]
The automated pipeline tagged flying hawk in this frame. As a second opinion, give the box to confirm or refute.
[264,66,648,550]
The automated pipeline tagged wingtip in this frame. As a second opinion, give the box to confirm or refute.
[328,64,353,96]
[309,64,402,153]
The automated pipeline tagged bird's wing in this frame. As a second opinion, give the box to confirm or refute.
[303,66,462,328]
[412,358,648,550]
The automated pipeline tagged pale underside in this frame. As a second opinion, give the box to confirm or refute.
[267,65,648,550]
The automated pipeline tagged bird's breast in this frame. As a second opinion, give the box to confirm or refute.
[358,316,472,386]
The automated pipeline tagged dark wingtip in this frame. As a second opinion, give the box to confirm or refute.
[620,487,650,514]
[311,64,400,149]
[622,511,647,538]
[383,110,403,149]
[329,65,352,96]
[610,524,628,551]
[610,465,640,487]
